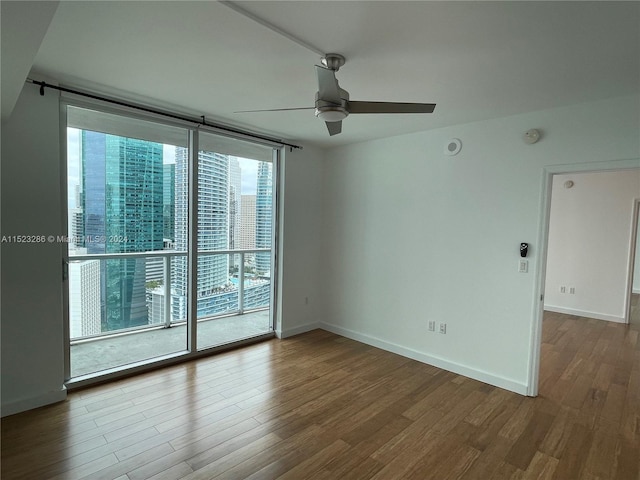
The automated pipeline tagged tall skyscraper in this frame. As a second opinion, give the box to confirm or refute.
[239,195,256,251]
[68,258,101,338]
[163,163,175,241]
[255,162,273,274]
[228,157,241,255]
[138,162,176,307]
[69,207,85,248]
[197,150,230,291]
[172,147,188,321]
[81,131,164,331]
[172,148,230,319]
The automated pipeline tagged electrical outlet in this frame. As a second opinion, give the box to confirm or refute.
[569,287,575,294]
[428,321,436,332]
[439,323,446,334]
[560,286,566,293]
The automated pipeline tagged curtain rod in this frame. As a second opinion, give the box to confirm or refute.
[27,78,302,151]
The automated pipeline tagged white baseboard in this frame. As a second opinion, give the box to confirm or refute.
[276,321,320,339]
[319,322,528,396]
[1,386,67,418]
[544,305,625,323]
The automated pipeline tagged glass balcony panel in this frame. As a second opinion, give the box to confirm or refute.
[194,251,272,351]
[195,253,239,319]
[69,253,188,377]
[243,256,271,312]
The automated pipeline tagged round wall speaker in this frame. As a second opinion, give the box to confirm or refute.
[445,138,462,156]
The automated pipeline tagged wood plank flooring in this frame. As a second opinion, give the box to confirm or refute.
[2,311,639,479]
[630,293,640,327]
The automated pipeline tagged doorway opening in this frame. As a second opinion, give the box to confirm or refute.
[529,160,640,396]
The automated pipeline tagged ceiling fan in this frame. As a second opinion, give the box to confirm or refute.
[237,54,436,136]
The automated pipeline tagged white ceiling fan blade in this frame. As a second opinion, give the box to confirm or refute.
[325,121,342,136]
[347,101,436,114]
[316,66,342,105]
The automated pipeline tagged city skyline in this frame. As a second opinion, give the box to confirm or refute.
[67,128,261,211]
[68,127,273,338]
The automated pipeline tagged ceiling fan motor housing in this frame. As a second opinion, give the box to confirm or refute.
[315,89,350,121]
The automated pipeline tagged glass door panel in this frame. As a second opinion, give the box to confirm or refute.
[196,132,275,350]
[66,106,189,378]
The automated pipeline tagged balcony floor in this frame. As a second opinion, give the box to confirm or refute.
[70,310,271,378]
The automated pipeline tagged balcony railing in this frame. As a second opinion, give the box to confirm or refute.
[68,248,271,343]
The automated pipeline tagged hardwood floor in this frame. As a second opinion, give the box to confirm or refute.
[2,312,639,479]
[631,293,640,327]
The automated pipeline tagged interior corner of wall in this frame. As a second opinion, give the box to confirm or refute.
[1,386,67,418]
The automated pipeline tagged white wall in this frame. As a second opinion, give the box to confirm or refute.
[545,171,640,322]
[320,95,640,394]
[277,146,325,337]
[1,81,67,416]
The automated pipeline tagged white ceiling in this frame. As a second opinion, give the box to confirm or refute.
[7,1,640,148]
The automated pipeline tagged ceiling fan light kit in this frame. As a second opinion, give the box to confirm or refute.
[315,106,348,122]
[236,53,436,137]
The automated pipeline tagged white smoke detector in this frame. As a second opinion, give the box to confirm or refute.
[524,129,541,144]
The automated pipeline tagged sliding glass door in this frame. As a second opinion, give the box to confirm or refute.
[64,105,277,381]
[195,132,275,350]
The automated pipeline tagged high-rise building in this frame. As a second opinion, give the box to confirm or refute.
[197,150,230,292]
[239,195,256,251]
[68,257,101,338]
[163,163,175,241]
[172,148,230,319]
[255,162,273,274]
[142,162,176,309]
[228,158,241,259]
[69,207,84,248]
[81,131,164,331]
[147,287,166,326]
[172,147,189,321]
[145,258,164,284]
[238,194,256,272]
